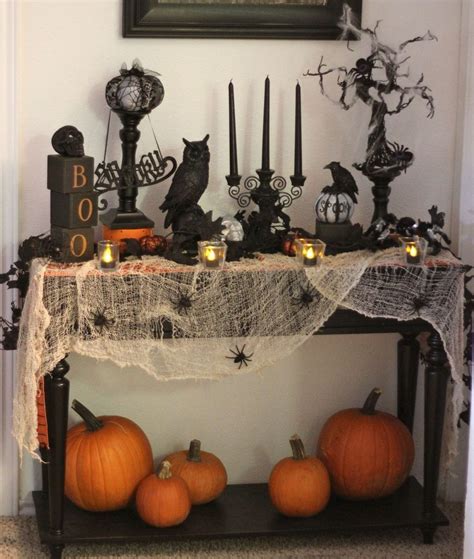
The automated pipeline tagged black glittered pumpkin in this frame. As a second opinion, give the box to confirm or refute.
[105,60,164,114]
[139,235,168,256]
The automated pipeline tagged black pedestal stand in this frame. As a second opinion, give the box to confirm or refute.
[100,111,154,231]
[369,176,393,223]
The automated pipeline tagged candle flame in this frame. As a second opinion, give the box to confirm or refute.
[206,248,216,262]
[102,245,113,263]
[305,246,316,259]
[409,245,418,257]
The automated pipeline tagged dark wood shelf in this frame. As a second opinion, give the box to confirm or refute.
[318,308,430,335]
[33,477,448,546]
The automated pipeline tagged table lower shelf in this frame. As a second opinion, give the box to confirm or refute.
[33,477,448,546]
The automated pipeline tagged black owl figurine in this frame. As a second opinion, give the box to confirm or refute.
[160,135,223,264]
[160,135,210,230]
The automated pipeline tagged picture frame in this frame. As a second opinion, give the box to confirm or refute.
[123,0,363,40]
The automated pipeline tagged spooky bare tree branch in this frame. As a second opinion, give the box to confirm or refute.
[306,5,436,179]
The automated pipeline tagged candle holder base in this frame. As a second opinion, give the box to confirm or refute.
[100,208,155,230]
[316,222,365,256]
[316,221,355,245]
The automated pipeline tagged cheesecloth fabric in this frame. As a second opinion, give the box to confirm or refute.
[13,248,465,484]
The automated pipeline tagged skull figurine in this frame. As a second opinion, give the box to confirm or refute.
[51,125,85,157]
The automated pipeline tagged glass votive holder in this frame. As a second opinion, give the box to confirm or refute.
[294,238,326,267]
[400,236,428,266]
[97,240,119,272]
[198,240,227,269]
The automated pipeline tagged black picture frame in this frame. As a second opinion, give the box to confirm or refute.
[123,0,363,39]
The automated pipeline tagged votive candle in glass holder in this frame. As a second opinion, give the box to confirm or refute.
[294,238,326,267]
[198,240,227,269]
[400,236,428,266]
[98,240,119,272]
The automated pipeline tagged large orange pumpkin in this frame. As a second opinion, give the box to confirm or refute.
[164,439,227,505]
[136,461,191,527]
[317,388,415,500]
[65,400,153,512]
[269,434,331,517]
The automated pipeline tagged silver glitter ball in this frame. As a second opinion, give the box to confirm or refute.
[221,215,244,242]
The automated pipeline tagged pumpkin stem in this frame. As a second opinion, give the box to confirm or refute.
[289,434,306,460]
[361,388,382,415]
[71,399,103,431]
[187,439,202,462]
[158,460,173,480]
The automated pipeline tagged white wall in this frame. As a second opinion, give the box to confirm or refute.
[459,0,474,554]
[1,0,19,516]
[17,0,467,507]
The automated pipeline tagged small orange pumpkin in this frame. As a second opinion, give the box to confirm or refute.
[136,461,191,527]
[269,434,331,517]
[164,439,227,505]
[65,400,153,512]
[317,388,415,500]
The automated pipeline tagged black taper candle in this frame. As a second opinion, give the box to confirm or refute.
[229,80,238,176]
[261,76,270,170]
[294,81,302,177]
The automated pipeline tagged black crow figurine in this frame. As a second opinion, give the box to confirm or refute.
[159,135,210,229]
[323,162,359,204]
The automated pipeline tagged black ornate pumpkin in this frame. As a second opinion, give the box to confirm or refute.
[105,60,164,114]
[315,192,354,224]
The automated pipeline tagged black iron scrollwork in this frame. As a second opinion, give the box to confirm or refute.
[94,153,177,211]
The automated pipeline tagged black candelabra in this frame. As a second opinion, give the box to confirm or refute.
[226,78,306,252]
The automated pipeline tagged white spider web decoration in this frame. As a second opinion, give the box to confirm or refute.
[13,248,465,488]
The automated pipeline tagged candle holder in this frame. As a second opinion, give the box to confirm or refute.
[400,236,427,266]
[227,169,305,252]
[294,238,325,267]
[198,240,227,269]
[226,78,306,254]
[98,240,120,272]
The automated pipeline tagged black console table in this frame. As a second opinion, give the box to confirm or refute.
[33,307,450,558]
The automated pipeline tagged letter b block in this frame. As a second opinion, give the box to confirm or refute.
[47,155,94,193]
[51,191,98,228]
[51,226,94,263]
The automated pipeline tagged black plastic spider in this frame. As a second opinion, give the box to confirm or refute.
[90,308,115,334]
[345,55,378,86]
[291,284,318,311]
[410,295,429,317]
[388,141,414,165]
[226,344,253,369]
[170,288,198,316]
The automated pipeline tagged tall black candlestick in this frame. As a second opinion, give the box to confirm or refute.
[229,81,238,176]
[261,77,270,170]
[294,82,302,177]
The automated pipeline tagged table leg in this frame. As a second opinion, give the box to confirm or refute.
[397,332,419,433]
[422,330,449,544]
[45,358,70,559]
[40,373,52,494]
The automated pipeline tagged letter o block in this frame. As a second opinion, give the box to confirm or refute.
[51,226,94,263]
[51,191,98,228]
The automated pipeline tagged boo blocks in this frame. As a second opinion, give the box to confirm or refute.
[48,155,97,262]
